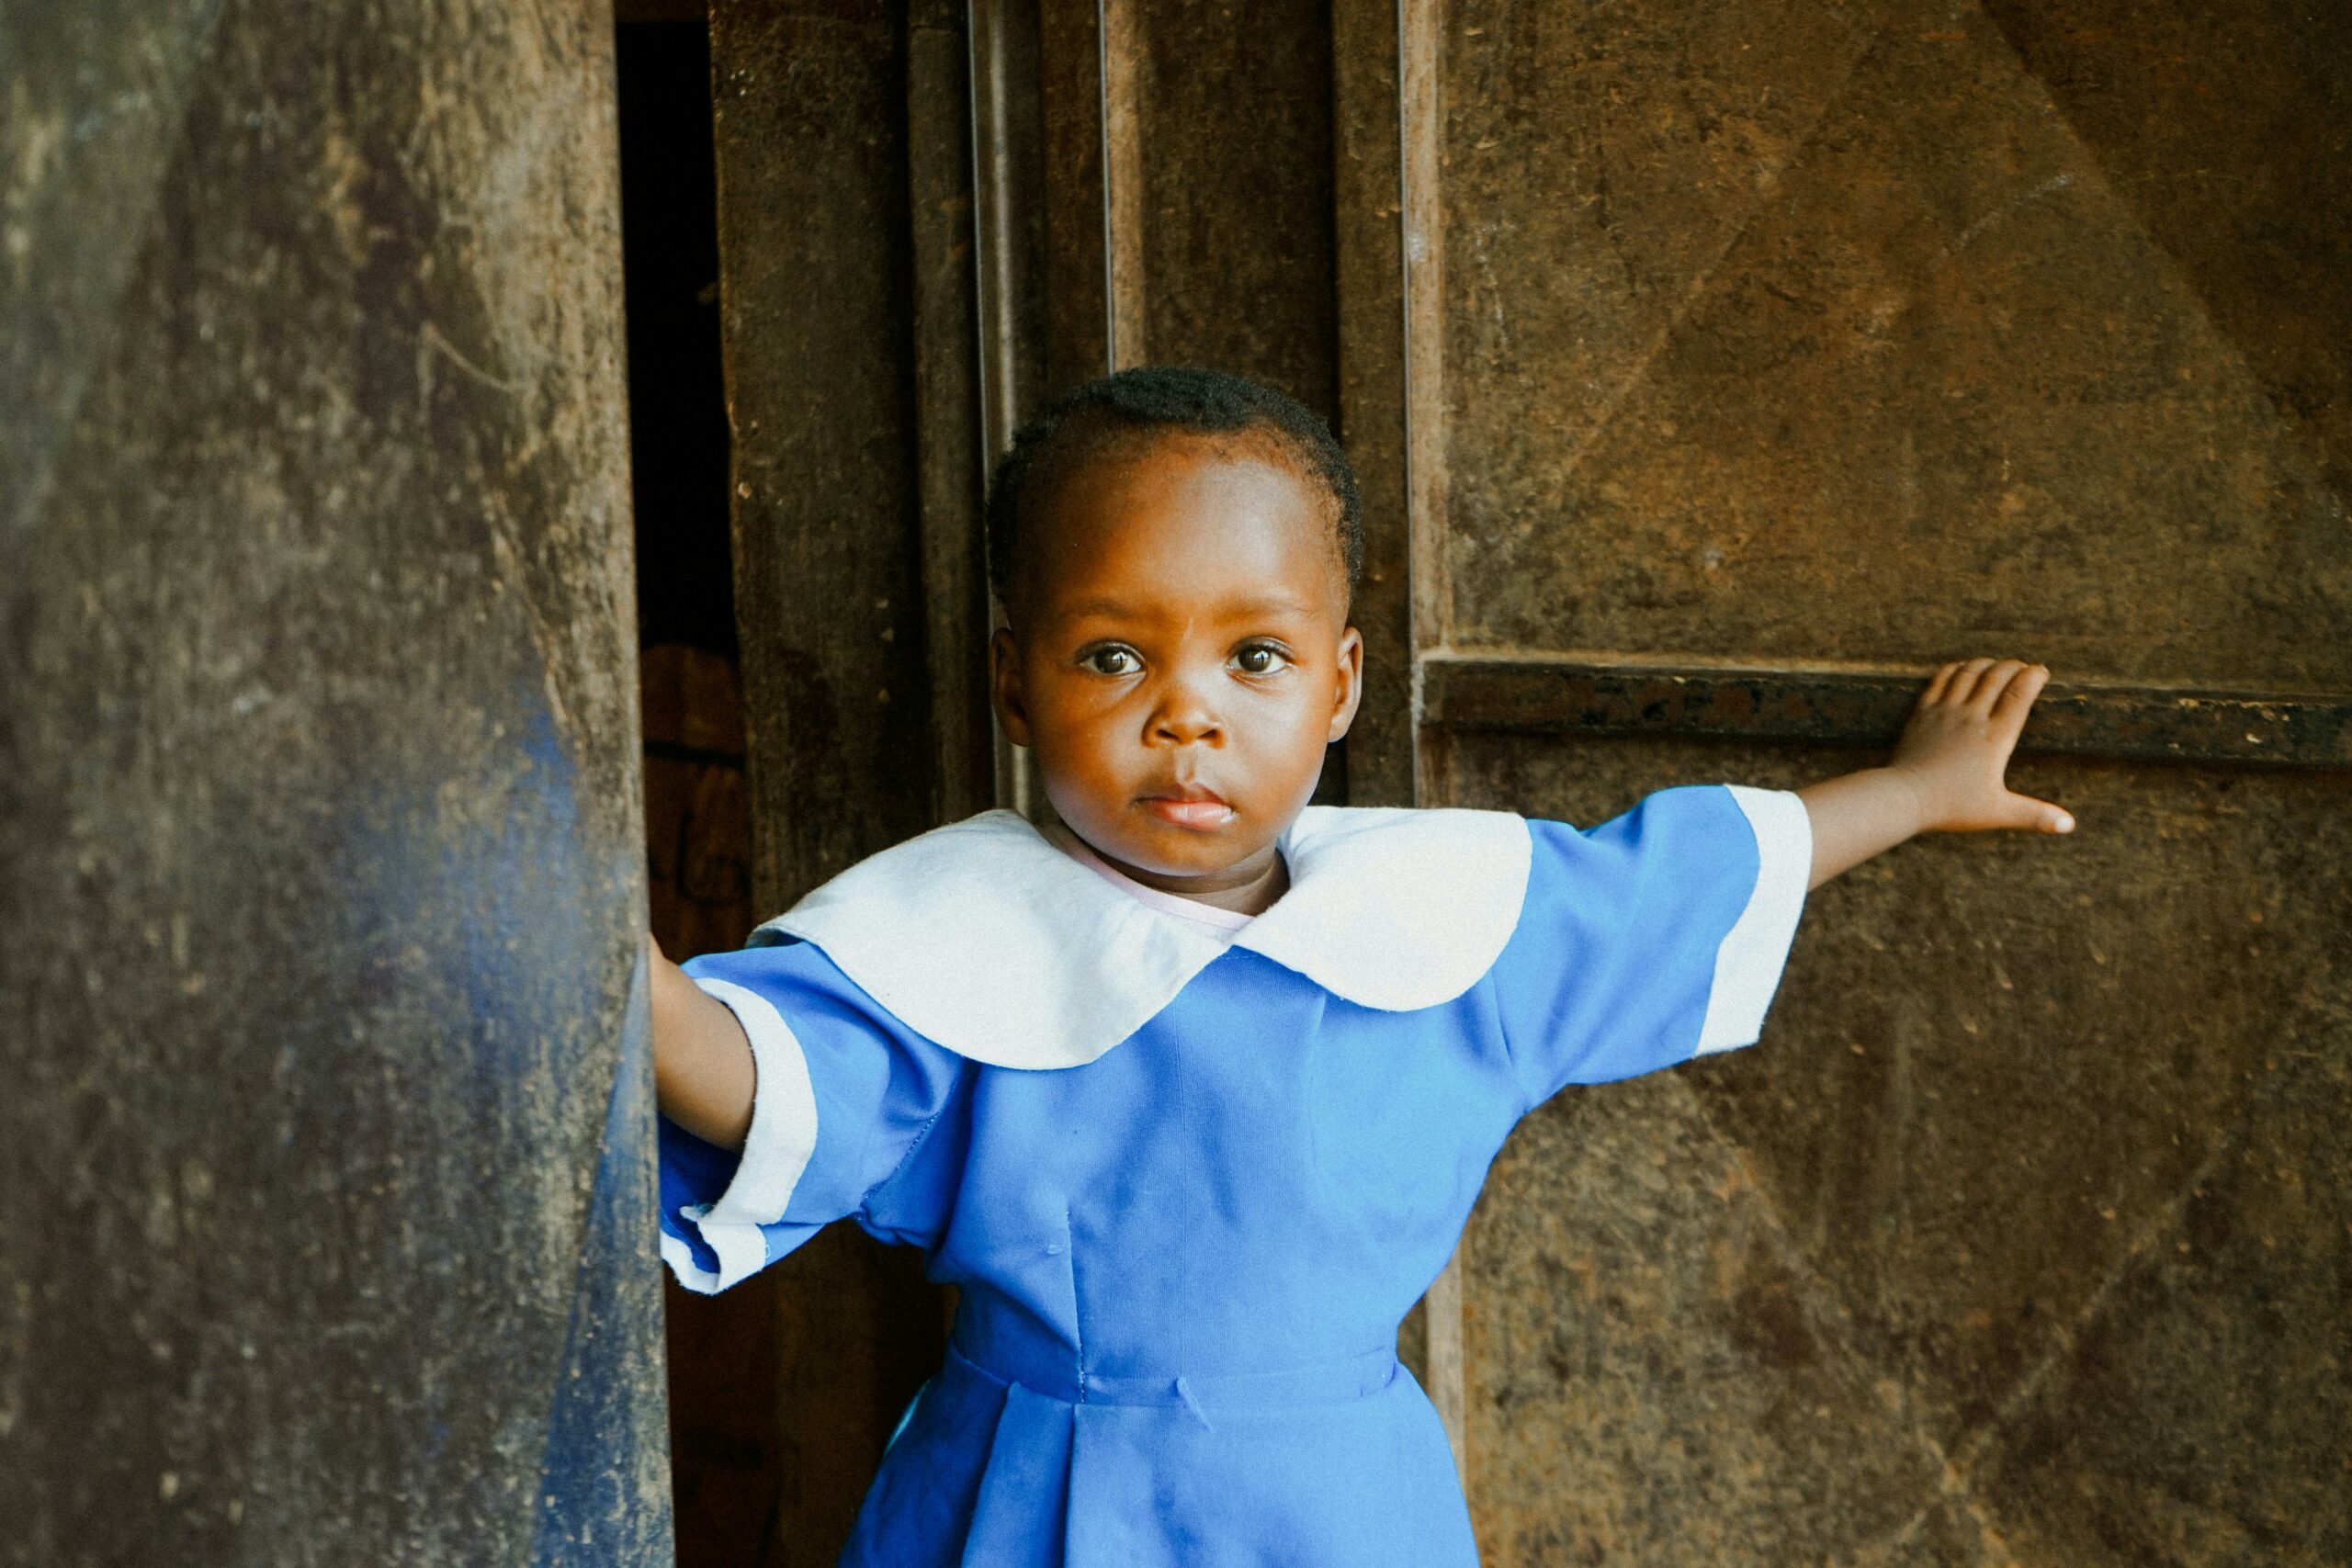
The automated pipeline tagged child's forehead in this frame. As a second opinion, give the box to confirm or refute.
[1028,432,1342,590]
[1015,442,1345,620]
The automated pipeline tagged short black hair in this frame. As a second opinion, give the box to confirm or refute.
[984,366,1363,614]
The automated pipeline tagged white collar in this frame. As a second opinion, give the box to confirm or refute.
[752,805,1533,1069]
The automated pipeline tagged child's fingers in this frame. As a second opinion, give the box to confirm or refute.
[1948,657,1998,705]
[1922,661,1962,705]
[1989,662,2049,728]
[1975,658,2031,719]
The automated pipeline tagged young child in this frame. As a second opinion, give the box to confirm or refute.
[648,367,2073,1566]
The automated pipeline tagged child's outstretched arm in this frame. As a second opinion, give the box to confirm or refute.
[649,934,757,1149]
[1796,659,2074,890]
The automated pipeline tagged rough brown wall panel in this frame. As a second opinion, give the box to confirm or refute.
[1969,1047,2352,1566]
[1129,0,1340,417]
[715,0,937,899]
[1439,0,2351,690]
[1979,0,2352,507]
[0,1,670,1562]
[1464,1067,1951,1565]
[1424,2,2349,1554]
[1447,728,2349,1562]
[1436,0,1876,565]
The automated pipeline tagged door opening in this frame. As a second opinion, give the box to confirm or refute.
[616,12,783,1565]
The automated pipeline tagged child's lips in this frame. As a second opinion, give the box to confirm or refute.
[1141,790,1234,830]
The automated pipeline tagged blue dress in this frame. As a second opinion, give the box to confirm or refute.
[658,785,1812,1566]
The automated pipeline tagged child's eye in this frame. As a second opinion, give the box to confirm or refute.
[1232,643,1292,676]
[1080,645,1142,677]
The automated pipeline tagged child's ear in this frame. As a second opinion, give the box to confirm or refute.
[989,626,1034,749]
[1327,626,1364,742]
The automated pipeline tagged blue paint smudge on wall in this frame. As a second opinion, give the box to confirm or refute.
[529,950,673,1564]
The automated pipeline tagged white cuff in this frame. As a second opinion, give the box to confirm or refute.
[1695,786,1813,1056]
[661,976,820,1294]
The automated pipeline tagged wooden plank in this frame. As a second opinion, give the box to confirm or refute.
[967,0,1050,818]
[1100,0,1147,368]
[1422,654,2352,770]
[907,0,996,825]
[967,0,1051,462]
[1333,0,1467,1479]
[1036,0,1113,391]
[1329,0,1414,813]
[1398,0,1451,671]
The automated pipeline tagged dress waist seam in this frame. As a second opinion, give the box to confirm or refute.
[943,1337,1401,1412]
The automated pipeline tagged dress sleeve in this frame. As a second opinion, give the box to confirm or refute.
[1487,784,1813,1111]
[657,935,970,1295]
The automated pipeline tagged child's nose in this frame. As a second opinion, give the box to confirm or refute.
[1148,682,1224,746]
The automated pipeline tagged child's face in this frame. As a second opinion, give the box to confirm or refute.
[990,434,1363,892]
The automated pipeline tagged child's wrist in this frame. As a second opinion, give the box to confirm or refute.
[1880,761,1949,835]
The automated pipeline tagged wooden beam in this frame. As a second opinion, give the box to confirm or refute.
[1331,0,1415,810]
[1421,654,2352,770]
[907,0,996,825]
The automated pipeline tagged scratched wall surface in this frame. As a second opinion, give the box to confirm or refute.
[0,2,670,1563]
[1431,1,2352,1562]
[1127,0,1340,417]
[1451,736,2349,1566]
[1436,0,2352,692]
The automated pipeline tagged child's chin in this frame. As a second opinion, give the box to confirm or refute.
[1112,818,1262,876]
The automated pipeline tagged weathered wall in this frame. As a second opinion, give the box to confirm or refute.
[0,3,670,1562]
[1420,1,2352,1562]
[1452,737,2350,1565]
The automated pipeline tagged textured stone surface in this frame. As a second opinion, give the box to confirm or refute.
[0,1,669,1562]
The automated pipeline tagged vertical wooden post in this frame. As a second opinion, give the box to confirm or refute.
[1036,0,1115,390]
[1331,0,1418,810]
[1099,0,1148,369]
[909,0,997,827]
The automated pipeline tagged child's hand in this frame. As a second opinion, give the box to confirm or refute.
[1887,660,2074,835]
[1796,659,2073,887]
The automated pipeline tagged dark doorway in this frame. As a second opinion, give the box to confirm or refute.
[615,15,781,1567]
